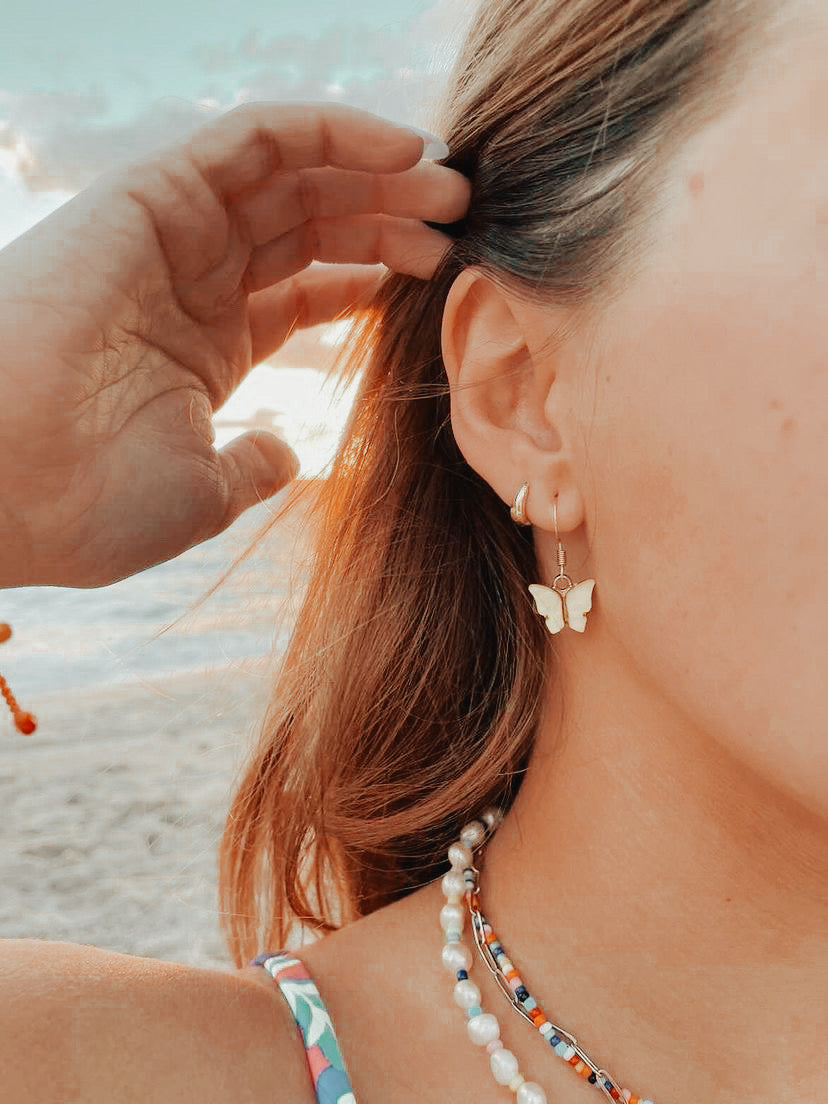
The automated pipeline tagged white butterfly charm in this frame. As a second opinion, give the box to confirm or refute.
[528,579,596,634]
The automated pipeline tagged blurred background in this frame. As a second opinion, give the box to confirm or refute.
[0,0,472,966]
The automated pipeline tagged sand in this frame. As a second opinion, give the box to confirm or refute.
[0,654,282,972]
[0,486,318,971]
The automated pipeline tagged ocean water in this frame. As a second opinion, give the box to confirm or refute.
[0,359,357,703]
[0,496,311,701]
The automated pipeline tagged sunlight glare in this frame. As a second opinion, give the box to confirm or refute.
[212,362,360,478]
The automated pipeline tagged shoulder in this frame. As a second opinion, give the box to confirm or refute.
[0,939,316,1104]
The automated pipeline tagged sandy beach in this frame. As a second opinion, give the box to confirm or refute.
[0,657,280,971]
[0,483,318,971]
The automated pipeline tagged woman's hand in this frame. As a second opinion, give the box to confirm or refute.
[0,102,469,588]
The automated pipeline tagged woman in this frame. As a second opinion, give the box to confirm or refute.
[1,0,825,1101]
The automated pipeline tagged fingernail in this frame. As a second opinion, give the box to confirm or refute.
[405,125,450,162]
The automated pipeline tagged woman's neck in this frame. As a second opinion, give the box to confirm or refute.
[481,622,828,1104]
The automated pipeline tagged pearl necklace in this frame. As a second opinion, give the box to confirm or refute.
[439,810,656,1104]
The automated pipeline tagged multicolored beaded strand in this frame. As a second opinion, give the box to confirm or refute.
[440,810,656,1104]
[469,907,656,1104]
[440,809,548,1104]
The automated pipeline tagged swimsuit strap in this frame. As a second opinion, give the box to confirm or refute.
[251,951,357,1104]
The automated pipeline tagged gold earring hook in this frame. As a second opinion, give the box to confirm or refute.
[552,498,572,593]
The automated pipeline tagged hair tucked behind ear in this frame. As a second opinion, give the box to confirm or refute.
[220,0,766,967]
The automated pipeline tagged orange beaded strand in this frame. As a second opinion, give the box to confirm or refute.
[0,623,37,735]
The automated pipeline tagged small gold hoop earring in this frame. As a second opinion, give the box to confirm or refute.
[510,483,531,527]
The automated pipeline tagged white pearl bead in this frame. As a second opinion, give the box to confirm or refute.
[447,842,473,869]
[467,1012,500,1046]
[481,807,502,829]
[453,979,482,1008]
[441,942,472,973]
[441,870,466,900]
[516,1083,548,1104]
[439,903,465,933]
[490,1047,520,1085]
[460,821,486,848]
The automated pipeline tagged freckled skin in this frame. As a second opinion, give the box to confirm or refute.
[441,6,828,1101]
[547,16,828,815]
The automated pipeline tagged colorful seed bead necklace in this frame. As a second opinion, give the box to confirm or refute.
[440,809,656,1104]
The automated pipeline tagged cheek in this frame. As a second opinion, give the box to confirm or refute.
[583,280,828,813]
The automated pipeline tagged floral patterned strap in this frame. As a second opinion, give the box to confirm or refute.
[251,951,357,1104]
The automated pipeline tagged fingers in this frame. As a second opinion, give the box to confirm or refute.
[210,430,300,537]
[185,101,436,198]
[162,98,469,316]
[247,264,385,366]
[234,160,471,248]
[245,214,452,296]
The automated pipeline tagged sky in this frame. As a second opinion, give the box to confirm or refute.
[0,0,469,243]
[0,0,474,472]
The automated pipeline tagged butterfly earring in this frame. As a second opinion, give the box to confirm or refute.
[510,483,596,634]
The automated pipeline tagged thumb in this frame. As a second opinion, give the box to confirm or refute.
[211,430,300,535]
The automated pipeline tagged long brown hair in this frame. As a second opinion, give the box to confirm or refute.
[220,0,766,967]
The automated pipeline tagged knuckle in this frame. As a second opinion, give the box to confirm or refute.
[217,104,282,176]
[296,168,318,221]
[372,172,386,215]
[187,391,216,447]
[249,123,282,177]
[312,111,331,167]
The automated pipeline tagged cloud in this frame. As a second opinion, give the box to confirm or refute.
[0,0,477,197]
[189,13,457,126]
[0,89,218,194]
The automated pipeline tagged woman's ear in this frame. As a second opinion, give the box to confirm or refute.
[441,267,585,535]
